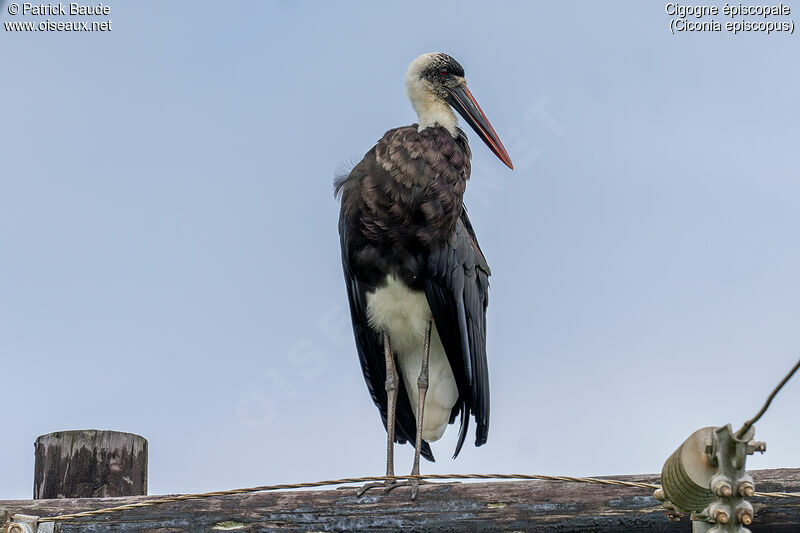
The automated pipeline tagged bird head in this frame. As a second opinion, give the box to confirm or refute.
[405,52,513,169]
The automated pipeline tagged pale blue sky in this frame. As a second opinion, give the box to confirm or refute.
[1,1,799,500]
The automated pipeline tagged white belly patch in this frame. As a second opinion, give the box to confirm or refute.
[365,274,459,442]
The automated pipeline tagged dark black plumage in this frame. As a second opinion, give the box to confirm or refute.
[336,124,491,461]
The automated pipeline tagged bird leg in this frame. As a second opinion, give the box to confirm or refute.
[357,332,402,496]
[374,320,434,500]
[358,323,435,500]
[409,319,433,500]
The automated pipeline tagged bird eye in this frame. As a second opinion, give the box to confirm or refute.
[439,68,448,77]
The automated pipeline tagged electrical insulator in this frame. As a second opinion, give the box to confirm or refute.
[655,424,765,533]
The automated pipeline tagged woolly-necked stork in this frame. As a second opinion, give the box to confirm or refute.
[335,52,513,498]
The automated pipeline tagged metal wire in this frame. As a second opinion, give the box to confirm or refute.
[35,472,798,522]
[737,358,800,439]
[15,357,800,522]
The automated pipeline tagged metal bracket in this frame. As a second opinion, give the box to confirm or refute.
[701,424,762,532]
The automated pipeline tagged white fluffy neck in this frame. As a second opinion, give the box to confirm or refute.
[405,56,458,136]
[412,95,458,136]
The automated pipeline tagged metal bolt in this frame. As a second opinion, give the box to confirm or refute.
[739,511,753,526]
[746,440,767,454]
[714,481,733,497]
[714,509,729,524]
[739,482,755,497]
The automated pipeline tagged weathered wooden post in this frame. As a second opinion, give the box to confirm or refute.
[33,430,147,499]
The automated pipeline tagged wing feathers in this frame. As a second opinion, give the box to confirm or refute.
[424,209,491,456]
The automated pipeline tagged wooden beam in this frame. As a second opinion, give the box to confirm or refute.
[2,469,798,532]
[33,430,147,499]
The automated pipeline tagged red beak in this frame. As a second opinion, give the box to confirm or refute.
[446,83,513,169]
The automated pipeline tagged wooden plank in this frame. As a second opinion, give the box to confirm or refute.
[2,469,798,532]
[34,430,148,499]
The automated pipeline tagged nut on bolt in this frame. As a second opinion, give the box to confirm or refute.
[746,440,767,454]
[713,508,730,524]
[739,482,755,497]
[652,488,676,509]
[738,509,753,525]
[713,481,733,497]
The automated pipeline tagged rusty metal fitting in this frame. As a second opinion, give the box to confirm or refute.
[713,508,729,524]
[738,509,753,526]
[738,482,755,497]
[746,440,767,455]
[713,481,732,497]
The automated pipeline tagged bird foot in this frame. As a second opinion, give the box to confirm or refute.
[356,479,400,496]
[356,478,430,500]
